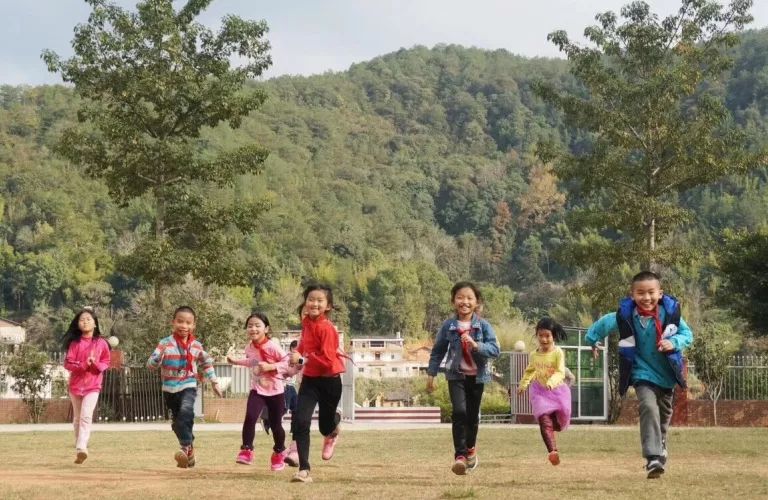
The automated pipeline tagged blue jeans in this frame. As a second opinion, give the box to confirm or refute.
[164,387,197,446]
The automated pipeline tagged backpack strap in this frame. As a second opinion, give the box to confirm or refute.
[660,294,681,329]
[616,296,636,340]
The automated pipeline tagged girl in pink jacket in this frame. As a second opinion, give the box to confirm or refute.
[227,312,298,471]
[62,307,111,464]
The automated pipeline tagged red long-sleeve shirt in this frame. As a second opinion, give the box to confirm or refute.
[297,314,345,377]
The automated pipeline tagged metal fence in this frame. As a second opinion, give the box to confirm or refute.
[689,356,768,401]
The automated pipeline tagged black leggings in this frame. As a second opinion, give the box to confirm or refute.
[292,375,342,471]
[448,377,485,458]
[241,390,286,452]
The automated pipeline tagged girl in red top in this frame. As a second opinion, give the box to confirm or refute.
[62,307,111,464]
[288,284,345,483]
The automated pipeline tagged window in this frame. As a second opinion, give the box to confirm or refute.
[358,368,365,373]
[390,354,395,360]
[375,352,381,361]
[370,340,385,348]
[391,367,398,372]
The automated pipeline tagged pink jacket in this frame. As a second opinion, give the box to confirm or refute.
[64,337,111,396]
[230,338,299,396]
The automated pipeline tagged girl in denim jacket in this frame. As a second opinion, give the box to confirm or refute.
[427,282,500,475]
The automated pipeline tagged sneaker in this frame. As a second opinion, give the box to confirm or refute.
[236,448,253,465]
[285,442,299,467]
[174,449,189,469]
[548,450,560,466]
[451,456,467,475]
[186,445,195,468]
[291,469,313,483]
[646,457,665,479]
[74,449,88,464]
[466,447,478,470]
[321,427,340,461]
[271,450,286,471]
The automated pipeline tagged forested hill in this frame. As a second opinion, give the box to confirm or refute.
[2,34,768,355]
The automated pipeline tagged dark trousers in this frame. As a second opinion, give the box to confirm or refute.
[242,390,286,453]
[448,377,484,458]
[292,375,342,471]
[284,385,298,414]
[164,387,197,447]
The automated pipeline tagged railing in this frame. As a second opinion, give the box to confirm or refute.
[689,356,768,401]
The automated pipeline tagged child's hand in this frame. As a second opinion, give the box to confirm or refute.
[517,386,526,395]
[426,376,436,393]
[86,356,95,366]
[257,361,273,372]
[212,382,224,398]
[226,355,237,364]
[591,342,602,360]
[657,339,674,352]
[461,332,478,351]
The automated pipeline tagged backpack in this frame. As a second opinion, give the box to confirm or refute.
[615,295,686,396]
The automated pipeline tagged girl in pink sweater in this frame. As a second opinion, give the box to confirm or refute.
[227,312,297,471]
[62,307,111,464]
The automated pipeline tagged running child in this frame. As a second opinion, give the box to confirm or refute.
[288,284,346,483]
[228,312,297,471]
[62,307,111,464]
[147,306,223,468]
[517,317,572,465]
[427,281,500,475]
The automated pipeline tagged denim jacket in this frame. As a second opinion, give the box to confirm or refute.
[427,314,500,383]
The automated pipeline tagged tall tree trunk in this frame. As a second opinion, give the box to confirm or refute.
[154,190,166,308]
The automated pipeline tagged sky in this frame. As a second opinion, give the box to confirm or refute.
[2,0,768,85]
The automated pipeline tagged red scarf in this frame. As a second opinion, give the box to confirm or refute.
[253,338,278,374]
[458,326,475,368]
[637,306,662,344]
[173,332,196,375]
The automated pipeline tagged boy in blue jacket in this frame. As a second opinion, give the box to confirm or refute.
[585,271,693,479]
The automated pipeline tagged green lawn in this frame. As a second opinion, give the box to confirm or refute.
[0,426,766,499]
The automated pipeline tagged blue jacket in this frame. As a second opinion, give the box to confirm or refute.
[585,307,693,390]
[427,314,500,384]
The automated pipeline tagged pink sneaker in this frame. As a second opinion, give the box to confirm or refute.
[236,448,253,465]
[284,442,299,467]
[321,433,339,461]
[270,450,286,471]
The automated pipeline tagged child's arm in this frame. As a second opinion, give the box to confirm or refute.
[196,344,223,397]
[89,339,111,374]
[517,355,536,393]
[545,349,566,389]
[426,324,449,392]
[227,355,259,368]
[659,318,694,352]
[474,321,500,359]
[63,343,85,374]
[146,341,166,370]
[585,312,619,350]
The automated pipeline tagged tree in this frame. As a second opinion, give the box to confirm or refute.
[688,318,739,425]
[7,346,52,423]
[717,227,768,335]
[42,0,273,305]
[535,0,761,272]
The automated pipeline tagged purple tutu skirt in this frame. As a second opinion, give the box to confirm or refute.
[529,381,572,431]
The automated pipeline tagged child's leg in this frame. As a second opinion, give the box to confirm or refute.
[636,382,671,459]
[538,414,557,452]
[293,377,321,471]
[317,376,342,437]
[464,378,484,451]
[70,392,83,444]
[242,390,266,450]
[75,391,100,450]
[265,393,287,452]
[658,387,674,458]
[448,379,469,458]
[164,388,197,447]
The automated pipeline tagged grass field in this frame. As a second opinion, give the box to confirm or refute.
[0,425,766,499]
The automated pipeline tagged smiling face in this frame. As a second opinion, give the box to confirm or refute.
[78,312,96,337]
[536,328,555,352]
[631,278,663,312]
[172,310,196,338]
[246,316,269,344]
[305,289,331,319]
[452,286,478,321]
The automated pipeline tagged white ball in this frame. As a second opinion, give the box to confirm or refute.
[513,340,526,352]
[107,336,119,348]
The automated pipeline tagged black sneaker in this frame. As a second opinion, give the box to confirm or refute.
[646,457,665,479]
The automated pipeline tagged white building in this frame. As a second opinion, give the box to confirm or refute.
[0,319,25,346]
[349,333,430,379]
